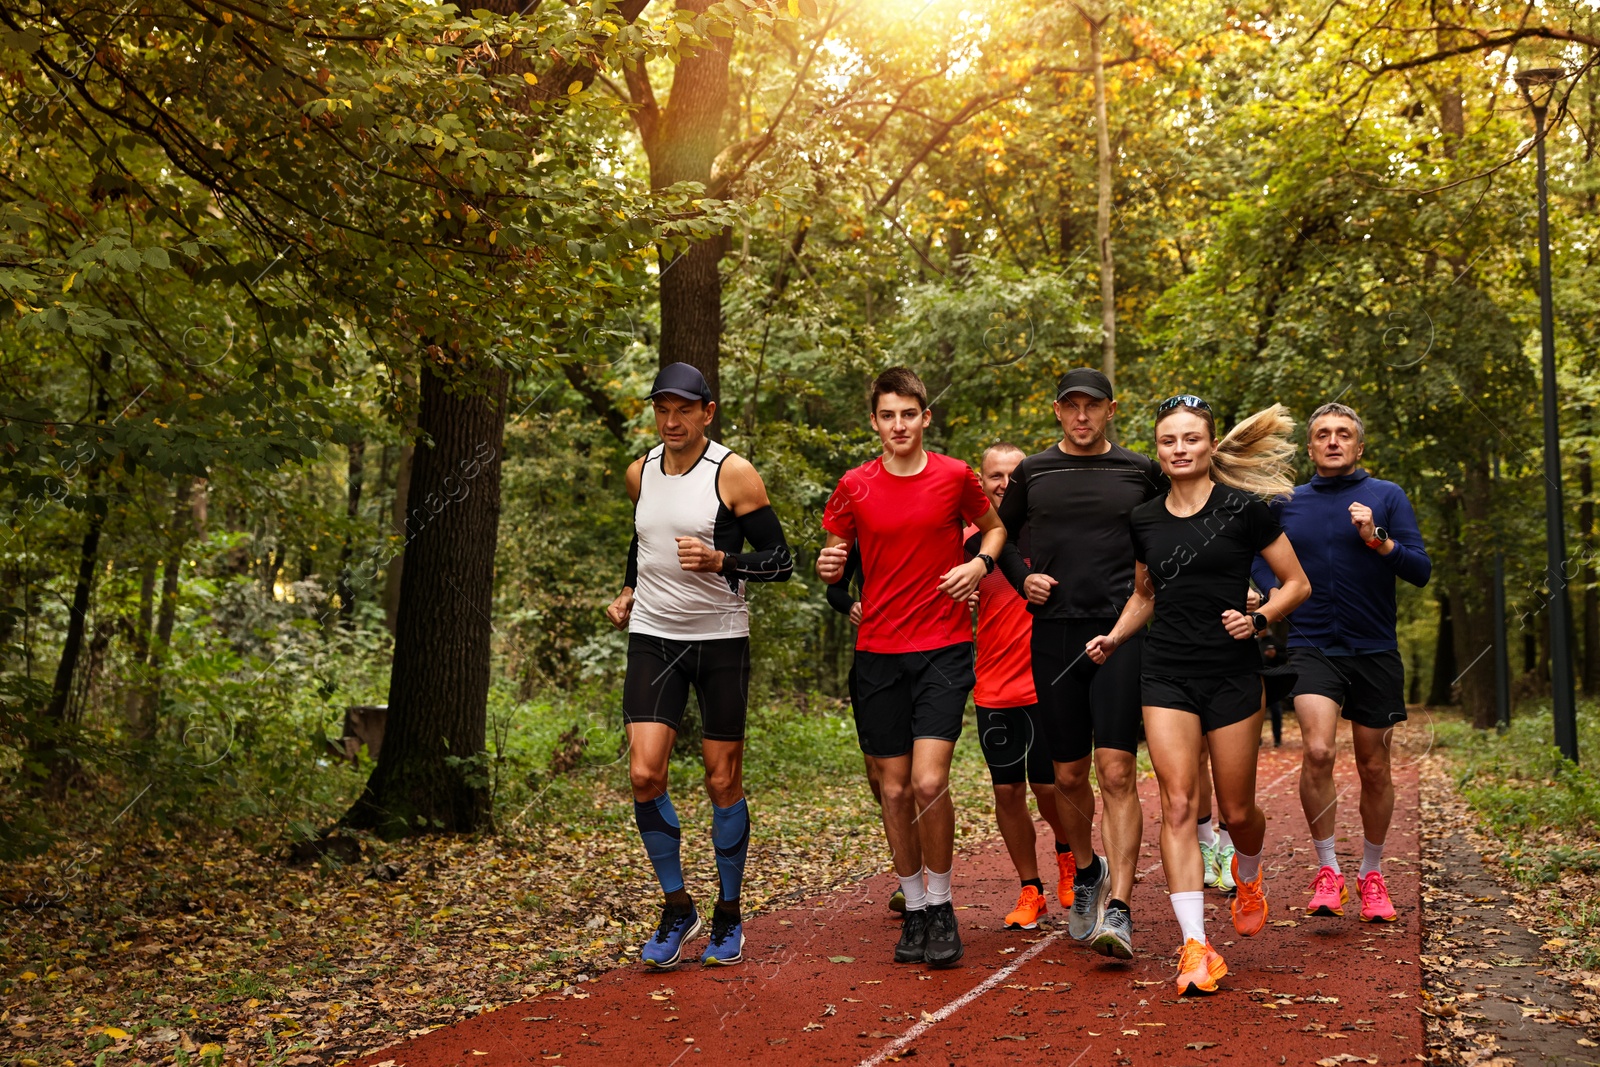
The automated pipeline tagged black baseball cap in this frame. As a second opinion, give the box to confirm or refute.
[649,362,713,403]
[1056,367,1113,401]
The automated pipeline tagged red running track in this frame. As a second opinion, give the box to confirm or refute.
[355,740,1422,1067]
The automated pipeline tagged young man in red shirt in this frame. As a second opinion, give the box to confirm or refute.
[818,367,1006,969]
[965,443,1071,930]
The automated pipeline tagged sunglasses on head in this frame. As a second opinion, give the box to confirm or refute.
[1156,394,1211,414]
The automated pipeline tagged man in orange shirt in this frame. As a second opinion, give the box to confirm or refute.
[964,443,1071,930]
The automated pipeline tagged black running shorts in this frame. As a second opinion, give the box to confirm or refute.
[1030,618,1143,764]
[851,643,974,758]
[1288,648,1407,729]
[623,633,750,742]
[1141,672,1264,734]
[975,704,1054,786]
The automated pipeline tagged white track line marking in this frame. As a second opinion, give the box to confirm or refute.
[854,930,1066,1067]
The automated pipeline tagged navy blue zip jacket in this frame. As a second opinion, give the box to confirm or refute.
[1250,469,1431,653]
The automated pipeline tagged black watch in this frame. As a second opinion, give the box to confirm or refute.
[977,552,996,574]
[1250,611,1269,633]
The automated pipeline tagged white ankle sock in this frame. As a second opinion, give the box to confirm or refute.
[899,871,927,912]
[925,867,953,906]
[1236,847,1262,884]
[1197,815,1218,849]
[1217,826,1233,851]
[1313,836,1340,874]
[1170,890,1206,944]
[1359,838,1384,880]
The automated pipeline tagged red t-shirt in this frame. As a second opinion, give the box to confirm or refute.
[823,452,991,653]
[964,524,1036,707]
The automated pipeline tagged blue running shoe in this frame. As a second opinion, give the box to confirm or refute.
[641,904,702,969]
[701,908,744,966]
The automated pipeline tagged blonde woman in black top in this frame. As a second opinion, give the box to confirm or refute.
[1086,396,1310,996]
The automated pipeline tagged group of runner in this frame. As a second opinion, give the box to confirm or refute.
[608,361,1430,995]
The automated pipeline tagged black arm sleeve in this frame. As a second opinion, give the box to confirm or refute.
[997,537,1029,596]
[730,504,794,583]
[623,534,639,589]
[825,543,861,615]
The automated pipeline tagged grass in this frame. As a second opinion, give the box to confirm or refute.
[1432,699,1600,966]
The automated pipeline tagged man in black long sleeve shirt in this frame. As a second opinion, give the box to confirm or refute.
[996,368,1166,959]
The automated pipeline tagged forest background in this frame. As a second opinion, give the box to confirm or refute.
[2,0,1600,1062]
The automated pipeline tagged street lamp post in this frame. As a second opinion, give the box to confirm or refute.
[1515,66,1579,763]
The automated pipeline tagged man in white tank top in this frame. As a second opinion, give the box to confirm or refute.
[605,362,793,971]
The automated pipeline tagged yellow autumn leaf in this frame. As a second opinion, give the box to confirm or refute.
[103,1027,129,1039]
[788,0,799,15]
[567,80,582,95]
[62,272,76,292]
[523,72,538,85]
[199,1044,223,1058]
[188,392,203,400]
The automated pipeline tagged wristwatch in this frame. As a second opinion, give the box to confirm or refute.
[1365,526,1389,550]
[1250,611,1269,634]
[976,552,996,574]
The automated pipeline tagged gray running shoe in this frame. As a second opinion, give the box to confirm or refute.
[1068,855,1109,941]
[1089,906,1134,960]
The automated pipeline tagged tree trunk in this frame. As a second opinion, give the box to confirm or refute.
[1454,449,1497,726]
[154,479,194,670]
[344,358,507,837]
[1428,590,1457,706]
[1581,449,1596,695]
[337,440,366,624]
[125,558,157,739]
[383,441,415,633]
[629,0,733,439]
[37,350,113,798]
[1086,7,1117,391]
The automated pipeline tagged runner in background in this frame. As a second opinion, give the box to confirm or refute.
[963,443,1070,931]
[1087,396,1310,995]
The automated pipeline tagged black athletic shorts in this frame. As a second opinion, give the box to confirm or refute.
[975,704,1054,786]
[1142,672,1264,734]
[1288,648,1407,729]
[851,643,974,758]
[623,633,750,742]
[1030,618,1143,764]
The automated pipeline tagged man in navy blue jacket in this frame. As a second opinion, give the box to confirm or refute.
[1251,403,1430,925]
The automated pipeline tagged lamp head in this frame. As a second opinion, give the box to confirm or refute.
[1515,67,1567,111]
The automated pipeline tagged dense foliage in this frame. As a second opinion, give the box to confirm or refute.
[2,0,1598,849]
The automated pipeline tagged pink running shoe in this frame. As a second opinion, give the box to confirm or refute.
[1357,870,1398,922]
[1306,865,1348,918]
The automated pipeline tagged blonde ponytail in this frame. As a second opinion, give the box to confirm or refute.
[1211,404,1297,500]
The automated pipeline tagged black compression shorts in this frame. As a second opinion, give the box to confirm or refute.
[1030,618,1143,763]
[975,704,1054,786]
[623,633,750,742]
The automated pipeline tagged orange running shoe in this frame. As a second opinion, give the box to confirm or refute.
[1230,854,1268,936]
[1004,884,1048,930]
[1056,850,1074,909]
[1175,938,1228,996]
[1357,870,1398,922]
[1306,865,1348,918]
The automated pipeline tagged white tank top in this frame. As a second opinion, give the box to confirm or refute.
[630,440,750,640]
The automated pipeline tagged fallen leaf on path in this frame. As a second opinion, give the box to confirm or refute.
[829,956,855,963]
[1186,1041,1216,1050]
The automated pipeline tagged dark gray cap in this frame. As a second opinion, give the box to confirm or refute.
[649,362,712,403]
[1056,367,1113,401]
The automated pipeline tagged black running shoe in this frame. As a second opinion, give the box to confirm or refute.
[894,908,930,963]
[923,902,963,968]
